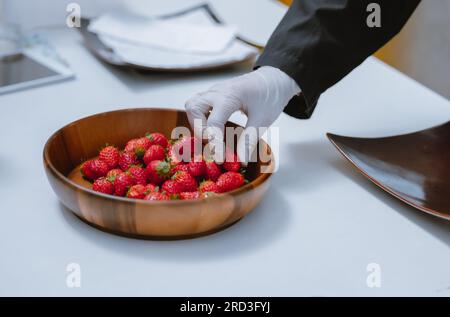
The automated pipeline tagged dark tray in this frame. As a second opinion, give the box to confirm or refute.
[328,121,450,220]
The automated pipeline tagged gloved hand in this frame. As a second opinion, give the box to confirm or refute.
[185,66,300,164]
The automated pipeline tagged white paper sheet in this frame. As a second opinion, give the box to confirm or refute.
[210,0,288,47]
[89,8,258,69]
[123,0,207,18]
[98,34,257,69]
[120,0,289,47]
[88,11,237,54]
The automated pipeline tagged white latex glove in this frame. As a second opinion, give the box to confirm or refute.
[185,66,300,164]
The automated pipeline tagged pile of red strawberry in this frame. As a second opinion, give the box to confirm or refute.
[80,132,247,201]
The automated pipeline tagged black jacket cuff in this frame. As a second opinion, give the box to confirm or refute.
[255,51,318,119]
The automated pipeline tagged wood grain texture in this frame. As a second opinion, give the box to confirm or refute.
[43,108,274,239]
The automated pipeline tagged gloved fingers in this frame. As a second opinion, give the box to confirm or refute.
[236,115,265,166]
[206,93,241,162]
[206,94,241,142]
[185,93,213,139]
[206,96,240,132]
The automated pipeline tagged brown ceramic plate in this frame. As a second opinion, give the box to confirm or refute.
[327,121,450,220]
[43,108,274,239]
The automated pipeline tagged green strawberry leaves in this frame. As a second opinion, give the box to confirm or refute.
[156,161,171,176]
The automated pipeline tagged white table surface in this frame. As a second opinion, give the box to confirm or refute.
[0,28,449,297]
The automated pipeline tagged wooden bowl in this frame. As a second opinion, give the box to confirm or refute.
[43,108,274,239]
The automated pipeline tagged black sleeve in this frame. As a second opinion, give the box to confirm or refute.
[255,0,421,119]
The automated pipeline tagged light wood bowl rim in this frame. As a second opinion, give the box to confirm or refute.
[43,107,275,205]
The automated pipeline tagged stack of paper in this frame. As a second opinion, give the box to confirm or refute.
[120,0,289,47]
[88,8,259,69]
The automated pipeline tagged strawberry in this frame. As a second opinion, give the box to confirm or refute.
[223,149,241,172]
[125,137,151,158]
[99,145,119,169]
[90,159,109,178]
[172,136,200,160]
[161,179,182,195]
[124,138,138,153]
[178,136,194,154]
[118,151,139,171]
[185,136,202,157]
[143,144,165,166]
[81,159,109,181]
[144,183,158,193]
[92,177,114,194]
[204,160,222,181]
[106,168,122,183]
[114,172,134,196]
[145,160,171,185]
[126,184,147,199]
[179,191,201,200]
[81,160,97,181]
[172,171,197,192]
[198,180,219,193]
[170,163,189,176]
[136,137,152,155]
[216,171,245,193]
[146,132,168,148]
[144,191,169,201]
[187,159,206,177]
[167,143,183,165]
[127,165,147,185]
